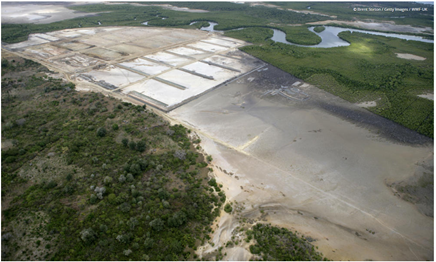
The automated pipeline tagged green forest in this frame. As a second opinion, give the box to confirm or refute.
[1,57,223,260]
[1,56,325,261]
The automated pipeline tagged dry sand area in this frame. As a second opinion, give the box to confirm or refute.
[169,65,433,261]
[1,2,101,24]
[396,53,427,61]
[3,26,262,111]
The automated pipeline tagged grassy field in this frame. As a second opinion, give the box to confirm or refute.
[240,31,434,138]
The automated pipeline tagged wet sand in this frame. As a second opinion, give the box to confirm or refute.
[169,65,434,260]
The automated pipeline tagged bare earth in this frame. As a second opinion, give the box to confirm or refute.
[355,101,377,108]
[168,65,434,261]
[418,94,434,101]
[1,2,101,24]
[396,53,427,61]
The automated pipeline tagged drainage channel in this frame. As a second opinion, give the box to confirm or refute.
[154,77,188,90]
[200,60,241,72]
[178,68,214,80]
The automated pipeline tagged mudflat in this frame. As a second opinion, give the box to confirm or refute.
[1,2,100,24]
[169,65,433,260]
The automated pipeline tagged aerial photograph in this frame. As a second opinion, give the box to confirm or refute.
[1,0,434,261]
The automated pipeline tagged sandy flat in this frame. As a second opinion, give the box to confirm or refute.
[1,3,101,24]
[355,101,377,108]
[418,94,434,101]
[396,53,427,61]
[169,64,433,261]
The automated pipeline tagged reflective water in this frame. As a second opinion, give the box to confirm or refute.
[272,26,434,48]
[193,21,434,48]
[200,22,222,33]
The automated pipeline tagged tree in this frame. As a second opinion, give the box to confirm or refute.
[122,138,129,147]
[120,202,131,213]
[168,211,187,227]
[126,173,134,182]
[127,217,138,230]
[129,141,136,150]
[119,174,126,183]
[130,163,141,176]
[123,249,132,256]
[174,150,186,160]
[108,193,117,204]
[149,218,164,231]
[112,123,119,131]
[97,127,107,137]
[224,203,233,213]
[103,176,112,185]
[94,187,106,199]
[80,228,97,244]
[136,140,146,152]
[90,194,97,204]
[144,237,154,249]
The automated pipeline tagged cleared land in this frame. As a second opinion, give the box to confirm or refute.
[1,2,102,24]
[3,27,263,111]
[396,53,427,61]
[2,24,433,261]
[168,64,433,261]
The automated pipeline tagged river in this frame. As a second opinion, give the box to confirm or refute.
[196,21,434,48]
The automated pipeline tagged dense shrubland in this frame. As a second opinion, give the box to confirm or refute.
[1,57,226,260]
[249,224,327,261]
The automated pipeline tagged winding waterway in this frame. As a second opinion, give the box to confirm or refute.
[196,21,434,48]
[271,26,434,48]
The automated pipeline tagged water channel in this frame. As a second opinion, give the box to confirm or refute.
[195,21,434,48]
